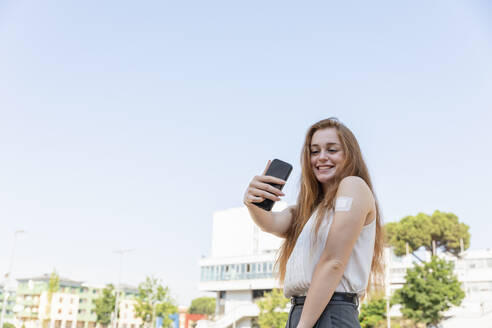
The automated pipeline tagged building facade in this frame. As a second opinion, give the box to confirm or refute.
[198,203,288,328]
[4,275,141,328]
[0,283,17,325]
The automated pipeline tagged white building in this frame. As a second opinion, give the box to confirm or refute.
[199,204,492,327]
[117,298,141,328]
[198,202,288,328]
[38,292,79,328]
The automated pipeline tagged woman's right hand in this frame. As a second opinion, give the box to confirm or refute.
[243,160,286,207]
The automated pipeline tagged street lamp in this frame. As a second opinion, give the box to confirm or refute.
[0,230,26,328]
[111,249,134,328]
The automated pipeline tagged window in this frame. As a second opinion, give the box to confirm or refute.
[252,289,271,299]
[247,264,251,272]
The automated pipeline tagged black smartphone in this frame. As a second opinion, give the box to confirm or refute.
[254,159,293,211]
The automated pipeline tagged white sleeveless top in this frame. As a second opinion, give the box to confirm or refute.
[283,208,376,298]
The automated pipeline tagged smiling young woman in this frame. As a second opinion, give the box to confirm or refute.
[243,118,384,328]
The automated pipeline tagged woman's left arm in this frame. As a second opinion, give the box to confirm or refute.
[296,176,374,328]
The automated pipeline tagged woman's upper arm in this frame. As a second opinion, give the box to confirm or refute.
[271,205,295,238]
[319,176,374,264]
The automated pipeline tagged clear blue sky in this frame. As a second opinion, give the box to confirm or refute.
[1,1,491,306]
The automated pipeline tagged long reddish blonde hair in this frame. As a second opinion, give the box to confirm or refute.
[275,118,385,293]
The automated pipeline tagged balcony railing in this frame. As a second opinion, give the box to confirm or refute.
[201,271,274,281]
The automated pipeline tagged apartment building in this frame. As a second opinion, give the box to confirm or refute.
[0,283,16,325]
[11,275,140,328]
[116,285,140,328]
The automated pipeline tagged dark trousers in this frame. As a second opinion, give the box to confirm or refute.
[285,294,361,328]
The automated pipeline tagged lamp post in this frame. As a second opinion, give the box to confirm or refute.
[0,230,26,328]
[111,249,134,328]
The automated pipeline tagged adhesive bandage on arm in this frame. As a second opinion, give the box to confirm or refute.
[335,196,353,212]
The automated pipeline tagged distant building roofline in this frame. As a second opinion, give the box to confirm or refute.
[16,273,83,287]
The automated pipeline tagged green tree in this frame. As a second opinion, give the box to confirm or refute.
[3,323,16,328]
[45,269,60,328]
[385,210,470,258]
[358,296,387,328]
[134,277,177,328]
[256,289,289,328]
[48,270,60,294]
[93,284,116,326]
[188,297,215,317]
[392,256,465,327]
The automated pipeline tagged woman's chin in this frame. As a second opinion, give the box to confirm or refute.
[316,174,336,184]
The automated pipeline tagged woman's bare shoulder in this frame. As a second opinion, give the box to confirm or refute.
[338,176,375,204]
